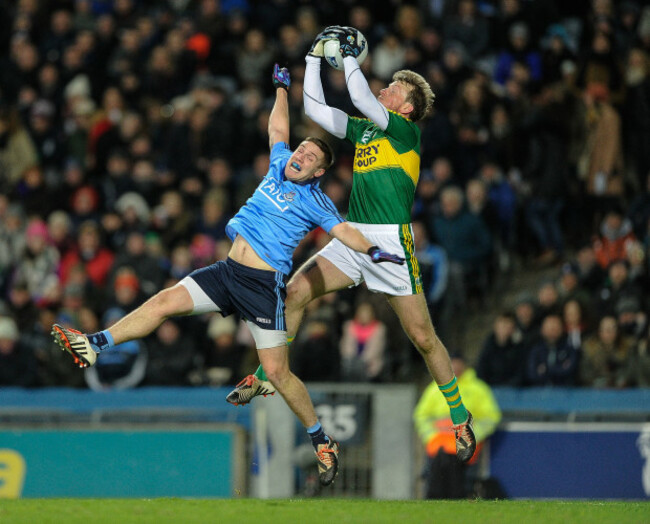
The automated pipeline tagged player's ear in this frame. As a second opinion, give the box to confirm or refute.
[313,168,326,178]
[400,101,414,118]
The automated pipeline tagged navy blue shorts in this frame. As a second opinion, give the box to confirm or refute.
[188,258,287,331]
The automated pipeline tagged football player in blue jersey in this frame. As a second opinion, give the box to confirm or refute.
[51,64,404,487]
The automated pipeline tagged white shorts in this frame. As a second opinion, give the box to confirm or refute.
[318,222,423,296]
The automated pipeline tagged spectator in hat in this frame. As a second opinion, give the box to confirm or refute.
[69,184,101,226]
[109,266,143,312]
[64,97,96,167]
[580,315,635,388]
[615,295,647,341]
[593,210,637,269]
[0,315,37,387]
[114,191,151,231]
[47,210,75,258]
[541,24,576,83]
[12,218,60,307]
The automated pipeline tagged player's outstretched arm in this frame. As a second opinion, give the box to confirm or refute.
[341,55,389,131]
[304,54,349,139]
[268,64,291,149]
[329,222,405,265]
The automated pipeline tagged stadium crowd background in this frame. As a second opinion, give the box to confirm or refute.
[1,0,649,391]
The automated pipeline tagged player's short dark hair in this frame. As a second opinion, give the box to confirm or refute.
[392,70,435,122]
[305,136,335,170]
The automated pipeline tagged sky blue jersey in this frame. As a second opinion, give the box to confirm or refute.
[226,142,344,275]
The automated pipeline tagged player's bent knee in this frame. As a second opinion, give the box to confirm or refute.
[286,278,312,309]
[263,360,291,387]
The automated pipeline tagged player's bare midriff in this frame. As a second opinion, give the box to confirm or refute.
[228,234,276,272]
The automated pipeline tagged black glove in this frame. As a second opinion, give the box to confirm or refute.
[272,63,290,91]
[308,25,347,58]
[368,246,405,265]
[337,26,364,59]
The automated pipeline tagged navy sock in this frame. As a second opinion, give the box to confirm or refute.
[307,422,329,449]
[87,330,114,352]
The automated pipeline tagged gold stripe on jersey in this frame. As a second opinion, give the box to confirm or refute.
[353,137,420,187]
[400,223,423,294]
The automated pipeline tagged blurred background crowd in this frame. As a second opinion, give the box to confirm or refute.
[1,0,650,391]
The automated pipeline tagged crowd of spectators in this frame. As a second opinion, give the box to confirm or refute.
[1,0,650,390]
[476,216,650,388]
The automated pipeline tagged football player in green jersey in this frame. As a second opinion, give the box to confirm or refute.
[227,26,476,462]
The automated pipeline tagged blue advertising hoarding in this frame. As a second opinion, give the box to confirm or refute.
[489,422,650,500]
[0,426,244,498]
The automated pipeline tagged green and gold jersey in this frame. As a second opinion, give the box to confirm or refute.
[345,110,420,224]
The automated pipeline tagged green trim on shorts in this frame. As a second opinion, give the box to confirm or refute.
[399,224,423,295]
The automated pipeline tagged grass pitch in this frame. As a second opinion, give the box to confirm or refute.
[0,498,647,524]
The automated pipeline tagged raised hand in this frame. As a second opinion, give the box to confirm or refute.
[272,63,291,91]
[308,25,347,58]
[337,27,364,59]
[368,246,406,265]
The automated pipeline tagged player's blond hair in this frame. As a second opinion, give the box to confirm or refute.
[392,70,435,122]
